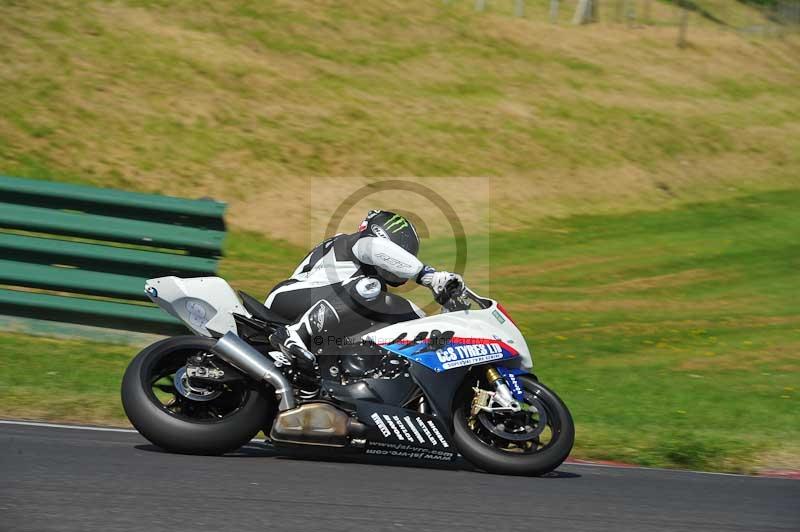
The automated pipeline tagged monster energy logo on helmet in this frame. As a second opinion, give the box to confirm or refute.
[359,209,420,262]
[384,214,409,233]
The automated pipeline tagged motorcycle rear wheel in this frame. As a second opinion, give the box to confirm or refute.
[452,374,574,476]
[121,335,274,455]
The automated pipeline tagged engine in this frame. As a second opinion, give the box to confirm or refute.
[338,351,408,382]
[275,340,413,404]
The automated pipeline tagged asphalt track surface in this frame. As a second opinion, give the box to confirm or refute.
[0,421,797,532]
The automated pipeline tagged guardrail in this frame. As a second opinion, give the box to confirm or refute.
[0,175,226,335]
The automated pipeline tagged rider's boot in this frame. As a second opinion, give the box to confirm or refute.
[269,299,341,372]
[270,325,316,371]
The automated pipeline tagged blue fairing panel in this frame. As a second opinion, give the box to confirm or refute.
[381,336,521,373]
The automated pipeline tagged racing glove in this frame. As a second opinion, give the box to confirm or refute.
[417,267,465,305]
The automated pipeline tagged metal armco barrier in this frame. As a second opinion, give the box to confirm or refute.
[0,175,226,335]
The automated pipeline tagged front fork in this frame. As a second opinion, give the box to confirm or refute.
[470,365,527,415]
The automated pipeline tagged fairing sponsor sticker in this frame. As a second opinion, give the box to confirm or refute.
[492,309,506,324]
[365,441,455,461]
[435,342,505,369]
[359,403,453,452]
[380,335,519,372]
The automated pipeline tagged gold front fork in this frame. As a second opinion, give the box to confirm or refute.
[485,366,502,385]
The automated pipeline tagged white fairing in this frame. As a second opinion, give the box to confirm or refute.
[144,276,250,337]
[362,302,533,370]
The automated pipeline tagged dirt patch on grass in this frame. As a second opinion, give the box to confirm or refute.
[756,448,800,472]
[228,176,495,248]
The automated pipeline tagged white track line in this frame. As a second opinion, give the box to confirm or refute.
[0,419,273,445]
[0,419,138,433]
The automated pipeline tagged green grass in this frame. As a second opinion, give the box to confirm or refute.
[2,189,797,472]
[0,334,132,425]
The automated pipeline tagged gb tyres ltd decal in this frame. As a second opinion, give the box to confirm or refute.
[358,403,456,462]
[435,342,504,370]
[380,332,519,373]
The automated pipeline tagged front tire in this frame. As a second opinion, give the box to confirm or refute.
[121,335,274,455]
[452,374,574,476]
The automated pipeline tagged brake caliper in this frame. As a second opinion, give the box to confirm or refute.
[471,386,492,417]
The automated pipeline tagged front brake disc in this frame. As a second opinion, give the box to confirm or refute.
[477,398,548,441]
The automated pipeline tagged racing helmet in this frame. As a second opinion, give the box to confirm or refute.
[358,210,420,286]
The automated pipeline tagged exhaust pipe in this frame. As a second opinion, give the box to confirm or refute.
[211,332,296,411]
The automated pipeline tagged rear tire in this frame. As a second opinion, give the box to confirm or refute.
[121,335,274,455]
[452,375,574,476]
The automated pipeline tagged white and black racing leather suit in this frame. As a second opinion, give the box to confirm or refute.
[264,232,438,354]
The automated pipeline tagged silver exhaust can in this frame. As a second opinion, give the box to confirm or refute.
[211,332,296,411]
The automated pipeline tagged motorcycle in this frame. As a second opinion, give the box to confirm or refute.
[121,276,574,476]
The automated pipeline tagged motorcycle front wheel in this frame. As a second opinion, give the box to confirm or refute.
[452,374,574,476]
[121,335,274,455]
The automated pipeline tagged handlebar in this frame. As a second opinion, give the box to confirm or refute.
[441,285,492,312]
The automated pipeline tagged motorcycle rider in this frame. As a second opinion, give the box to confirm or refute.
[266,210,464,366]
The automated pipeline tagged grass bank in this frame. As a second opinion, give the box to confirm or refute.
[1,1,798,241]
[2,189,797,473]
